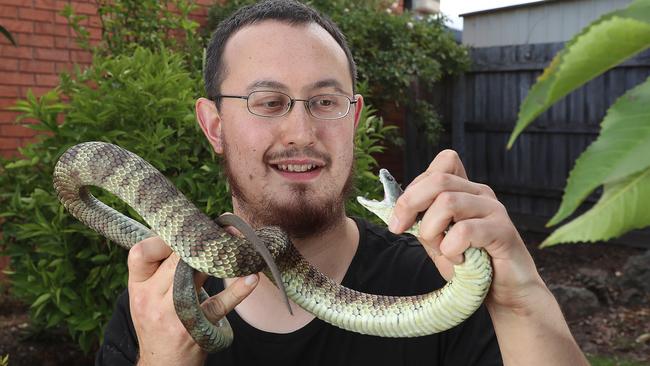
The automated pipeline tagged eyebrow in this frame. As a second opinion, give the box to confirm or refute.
[246,80,289,93]
[246,78,351,95]
[308,79,349,95]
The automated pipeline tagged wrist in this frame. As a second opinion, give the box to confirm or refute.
[486,279,588,365]
[486,274,553,318]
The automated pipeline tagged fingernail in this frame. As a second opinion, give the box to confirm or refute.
[389,214,400,233]
[244,274,258,286]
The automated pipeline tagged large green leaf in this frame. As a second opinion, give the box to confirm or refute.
[541,167,650,247]
[507,0,650,148]
[547,76,650,226]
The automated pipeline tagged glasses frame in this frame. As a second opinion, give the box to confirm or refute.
[215,90,358,120]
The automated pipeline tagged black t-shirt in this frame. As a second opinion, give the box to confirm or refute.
[96,218,502,365]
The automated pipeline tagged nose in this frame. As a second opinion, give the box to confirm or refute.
[277,101,316,147]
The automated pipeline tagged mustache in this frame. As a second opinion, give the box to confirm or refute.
[264,146,332,166]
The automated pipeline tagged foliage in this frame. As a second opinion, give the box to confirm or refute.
[0,354,7,366]
[0,48,213,352]
[61,0,205,72]
[0,0,396,353]
[0,24,16,46]
[507,0,650,247]
[207,0,469,143]
[0,49,393,352]
[348,104,400,222]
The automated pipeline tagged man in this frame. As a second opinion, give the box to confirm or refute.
[97,1,589,365]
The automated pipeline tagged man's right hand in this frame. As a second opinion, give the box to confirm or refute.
[127,236,259,366]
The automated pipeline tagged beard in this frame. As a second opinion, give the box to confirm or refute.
[220,137,356,240]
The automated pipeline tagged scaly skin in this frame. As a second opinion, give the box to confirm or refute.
[53,142,493,352]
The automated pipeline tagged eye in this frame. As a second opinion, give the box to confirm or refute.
[250,92,289,114]
[310,95,340,110]
[261,99,284,108]
[317,99,334,107]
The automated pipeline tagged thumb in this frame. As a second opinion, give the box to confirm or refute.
[200,274,259,324]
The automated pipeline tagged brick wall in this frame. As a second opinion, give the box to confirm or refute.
[0,0,213,279]
[0,0,213,158]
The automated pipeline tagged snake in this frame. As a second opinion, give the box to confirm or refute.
[53,142,493,352]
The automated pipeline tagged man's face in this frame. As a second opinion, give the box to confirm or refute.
[199,21,363,239]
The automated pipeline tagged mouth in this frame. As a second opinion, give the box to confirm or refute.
[275,163,319,172]
[270,160,325,181]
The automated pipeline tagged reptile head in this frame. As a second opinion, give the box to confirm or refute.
[356,169,404,225]
[378,168,403,204]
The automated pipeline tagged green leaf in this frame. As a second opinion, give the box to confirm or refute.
[90,254,110,264]
[31,293,52,308]
[541,167,650,247]
[507,0,650,148]
[547,76,650,226]
[74,317,99,332]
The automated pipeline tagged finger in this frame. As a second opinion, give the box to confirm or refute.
[425,149,468,179]
[418,192,500,243]
[432,255,455,282]
[147,252,183,295]
[217,212,244,237]
[128,236,173,283]
[439,217,505,261]
[390,173,491,233]
[405,150,467,191]
[200,274,259,324]
[194,271,210,290]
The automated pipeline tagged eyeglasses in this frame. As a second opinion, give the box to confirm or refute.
[215,91,357,120]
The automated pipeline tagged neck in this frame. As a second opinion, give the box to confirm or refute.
[291,215,359,279]
[225,204,359,334]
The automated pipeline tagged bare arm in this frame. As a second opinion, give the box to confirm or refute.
[487,282,587,365]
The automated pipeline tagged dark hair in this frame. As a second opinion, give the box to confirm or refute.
[204,0,357,102]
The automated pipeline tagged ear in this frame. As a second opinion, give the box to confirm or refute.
[352,94,364,130]
[196,97,224,154]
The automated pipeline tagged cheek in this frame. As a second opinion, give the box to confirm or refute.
[327,125,355,156]
[222,115,269,156]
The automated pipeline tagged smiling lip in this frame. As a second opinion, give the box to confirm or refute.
[270,159,324,181]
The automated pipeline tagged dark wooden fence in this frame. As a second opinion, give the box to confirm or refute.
[402,42,650,248]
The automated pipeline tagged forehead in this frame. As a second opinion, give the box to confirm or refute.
[221,20,352,93]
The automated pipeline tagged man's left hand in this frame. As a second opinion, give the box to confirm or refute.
[388,149,544,311]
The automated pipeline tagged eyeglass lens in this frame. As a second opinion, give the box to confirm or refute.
[248,91,351,119]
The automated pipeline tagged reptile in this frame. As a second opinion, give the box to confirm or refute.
[53,142,493,352]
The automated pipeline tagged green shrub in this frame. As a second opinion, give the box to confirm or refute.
[207,0,469,142]
[62,0,205,72]
[0,47,217,352]
[349,101,400,220]
[0,43,394,351]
